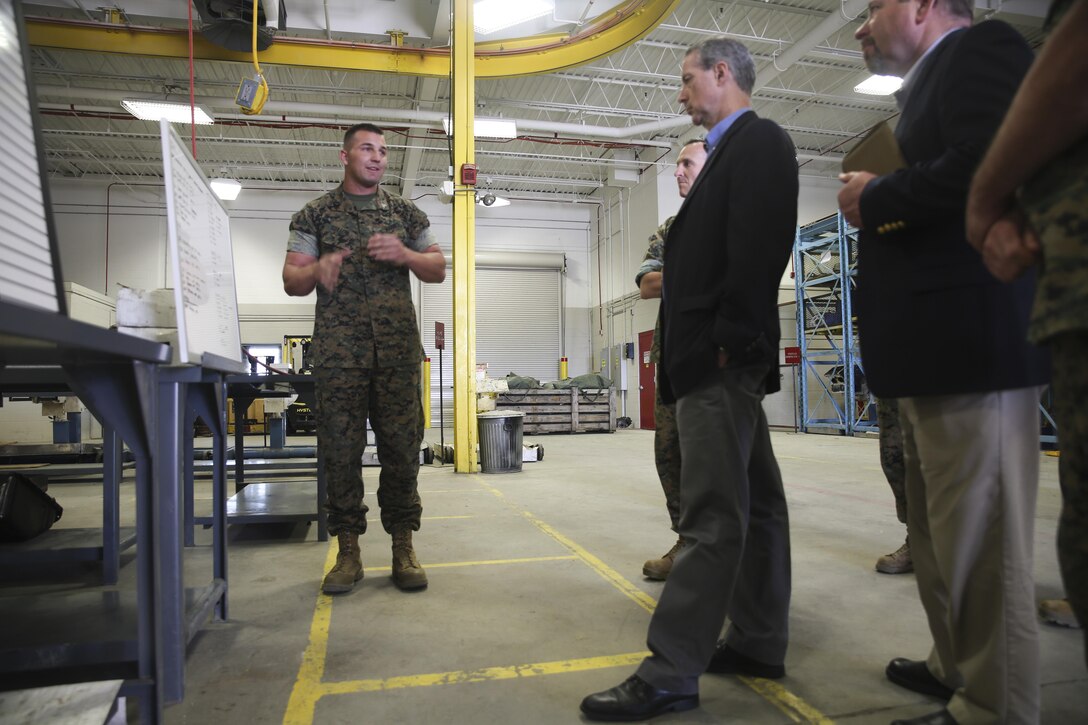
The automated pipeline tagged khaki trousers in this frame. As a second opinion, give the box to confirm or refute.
[899,387,1042,725]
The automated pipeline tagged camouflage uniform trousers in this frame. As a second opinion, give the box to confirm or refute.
[1051,331,1088,655]
[876,397,907,523]
[1022,135,1088,652]
[315,364,424,536]
[654,384,682,532]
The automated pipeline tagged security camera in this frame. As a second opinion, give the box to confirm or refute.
[482,193,496,206]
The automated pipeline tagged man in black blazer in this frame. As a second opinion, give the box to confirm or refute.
[580,37,798,721]
[838,1,1049,723]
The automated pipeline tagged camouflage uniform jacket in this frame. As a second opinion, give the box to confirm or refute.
[289,185,431,369]
[635,216,675,363]
[1023,0,1088,343]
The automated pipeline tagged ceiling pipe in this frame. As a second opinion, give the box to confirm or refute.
[36,84,685,147]
[36,89,848,164]
[753,0,869,92]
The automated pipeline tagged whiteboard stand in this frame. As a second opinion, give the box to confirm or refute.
[160,119,245,375]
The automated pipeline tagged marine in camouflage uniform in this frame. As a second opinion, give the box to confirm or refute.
[634,136,708,581]
[636,216,682,536]
[1024,135,1088,648]
[284,123,446,593]
[966,0,1088,655]
[874,397,912,574]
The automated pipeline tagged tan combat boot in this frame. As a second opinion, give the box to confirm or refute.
[643,536,685,580]
[391,527,428,590]
[1039,598,1082,629]
[322,533,363,594]
[875,536,913,574]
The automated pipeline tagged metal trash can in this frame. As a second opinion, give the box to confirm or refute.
[477,410,524,474]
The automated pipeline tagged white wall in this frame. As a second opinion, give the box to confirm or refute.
[44,178,594,374]
[798,176,842,226]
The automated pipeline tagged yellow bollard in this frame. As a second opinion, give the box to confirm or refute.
[422,358,432,429]
[559,356,568,379]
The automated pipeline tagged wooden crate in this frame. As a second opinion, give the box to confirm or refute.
[226,398,265,434]
[494,388,616,434]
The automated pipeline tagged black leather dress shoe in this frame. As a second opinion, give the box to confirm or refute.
[890,708,957,725]
[885,658,954,700]
[706,641,785,679]
[580,675,699,721]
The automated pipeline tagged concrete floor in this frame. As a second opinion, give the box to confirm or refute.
[19,429,1088,723]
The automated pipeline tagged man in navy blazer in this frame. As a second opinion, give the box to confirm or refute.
[581,37,798,721]
[838,1,1049,723]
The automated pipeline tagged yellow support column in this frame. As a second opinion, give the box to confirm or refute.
[451,0,477,473]
[422,358,432,429]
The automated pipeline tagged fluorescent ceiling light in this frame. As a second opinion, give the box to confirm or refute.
[121,98,214,125]
[474,0,554,35]
[210,178,242,201]
[442,117,518,140]
[854,75,903,96]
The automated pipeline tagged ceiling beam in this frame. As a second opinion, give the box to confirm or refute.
[400,78,442,198]
[25,0,682,79]
[36,84,681,147]
[753,0,868,92]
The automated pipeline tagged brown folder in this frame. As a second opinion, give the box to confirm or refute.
[842,121,907,176]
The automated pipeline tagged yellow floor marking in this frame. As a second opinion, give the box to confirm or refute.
[366,555,577,573]
[320,651,650,696]
[741,676,834,724]
[283,542,339,725]
[285,485,835,724]
[416,489,492,494]
[477,480,835,724]
[477,481,657,614]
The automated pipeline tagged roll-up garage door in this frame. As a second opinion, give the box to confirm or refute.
[420,262,562,429]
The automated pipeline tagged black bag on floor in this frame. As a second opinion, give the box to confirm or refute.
[0,473,64,542]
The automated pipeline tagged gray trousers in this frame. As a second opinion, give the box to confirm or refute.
[637,364,792,693]
[900,387,1041,725]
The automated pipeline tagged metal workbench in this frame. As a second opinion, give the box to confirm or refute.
[186,373,327,542]
[0,302,231,723]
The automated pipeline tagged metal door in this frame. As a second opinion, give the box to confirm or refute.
[638,330,656,429]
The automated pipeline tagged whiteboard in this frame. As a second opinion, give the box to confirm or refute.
[0,0,61,313]
[161,120,245,372]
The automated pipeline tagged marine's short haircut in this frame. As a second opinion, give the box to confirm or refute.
[343,122,385,148]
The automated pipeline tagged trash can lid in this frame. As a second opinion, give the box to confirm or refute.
[477,410,524,418]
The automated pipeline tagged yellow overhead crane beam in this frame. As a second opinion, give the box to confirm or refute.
[25,0,680,79]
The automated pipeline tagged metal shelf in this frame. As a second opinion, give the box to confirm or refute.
[793,215,1053,444]
[793,213,875,435]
